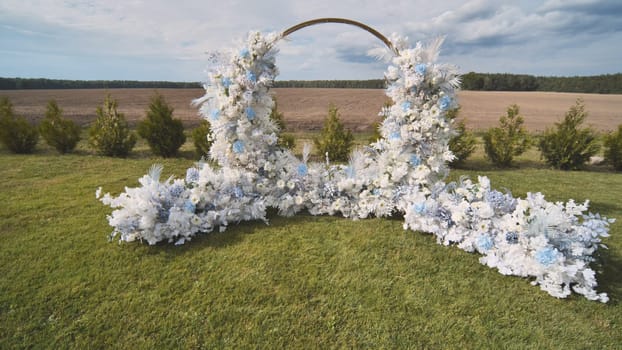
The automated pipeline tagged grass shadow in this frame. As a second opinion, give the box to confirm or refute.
[596,247,622,304]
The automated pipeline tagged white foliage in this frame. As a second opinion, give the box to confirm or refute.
[98,30,613,302]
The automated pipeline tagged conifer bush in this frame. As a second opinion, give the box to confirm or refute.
[604,124,622,171]
[0,96,39,154]
[88,94,136,157]
[446,108,476,167]
[192,120,213,157]
[483,104,530,167]
[269,100,295,149]
[314,103,353,162]
[39,100,81,154]
[369,101,393,143]
[368,121,382,143]
[137,93,185,157]
[538,99,600,170]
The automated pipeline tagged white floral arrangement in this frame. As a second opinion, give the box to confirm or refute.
[97,30,613,302]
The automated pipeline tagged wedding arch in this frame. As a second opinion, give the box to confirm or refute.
[97,18,613,302]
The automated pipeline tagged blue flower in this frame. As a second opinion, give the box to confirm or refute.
[297,163,308,176]
[185,168,200,183]
[536,247,558,266]
[505,231,519,244]
[439,96,452,111]
[477,235,494,251]
[183,200,196,213]
[401,101,411,112]
[221,77,232,88]
[232,186,244,198]
[169,184,184,198]
[389,131,401,140]
[210,109,220,121]
[233,140,245,154]
[410,154,421,166]
[415,63,427,75]
[486,190,517,214]
[436,207,454,227]
[239,47,250,58]
[245,106,256,121]
[157,207,170,222]
[246,71,256,83]
[413,202,426,214]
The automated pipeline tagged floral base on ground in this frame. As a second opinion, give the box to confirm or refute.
[97,31,613,302]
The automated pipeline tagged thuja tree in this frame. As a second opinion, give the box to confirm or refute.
[0,96,39,154]
[538,99,600,170]
[39,100,81,154]
[192,120,213,157]
[314,103,353,162]
[369,101,394,143]
[137,93,186,157]
[483,104,530,167]
[88,94,136,157]
[604,124,622,171]
[269,99,295,149]
[446,107,476,167]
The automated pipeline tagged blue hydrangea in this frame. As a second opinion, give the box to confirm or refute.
[245,106,256,121]
[297,163,308,176]
[436,207,454,227]
[410,154,421,166]
[221,77,232,88]
[415,63,427,75]
[183,200,196,213]
[239,47,250,58]
[477,235,494,251]
[232,186,244,198]
[535,247,558,266]
[401,101,411,112]
[486,190,517,214]
[505,231,519,244]
[210,109,220,121]
[246,71,256,83]
[157,207,170,222]
[233,140,245,154]
[169,184,184,198]
[439,96,452,111]
[185,168,200,184]
[413,202,426,214]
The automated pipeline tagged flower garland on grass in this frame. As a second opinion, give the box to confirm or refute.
[98,31,613,302]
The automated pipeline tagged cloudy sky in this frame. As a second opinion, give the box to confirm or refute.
[1,0,621,81]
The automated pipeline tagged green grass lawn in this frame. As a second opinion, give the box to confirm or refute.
[1,137,621,348]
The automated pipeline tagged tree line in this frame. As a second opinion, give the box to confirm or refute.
[0,77,200,90]
[461,72,622,94]
[1,73,621,93]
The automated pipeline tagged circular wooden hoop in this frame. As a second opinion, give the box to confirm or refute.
[282,18,398,55]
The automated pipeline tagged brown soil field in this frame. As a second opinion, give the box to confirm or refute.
[2,88,621,132]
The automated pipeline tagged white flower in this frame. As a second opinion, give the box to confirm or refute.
[190,193,201,204]
[191,215,201,225]
[96,31,612,303]
[472,201,494,219]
